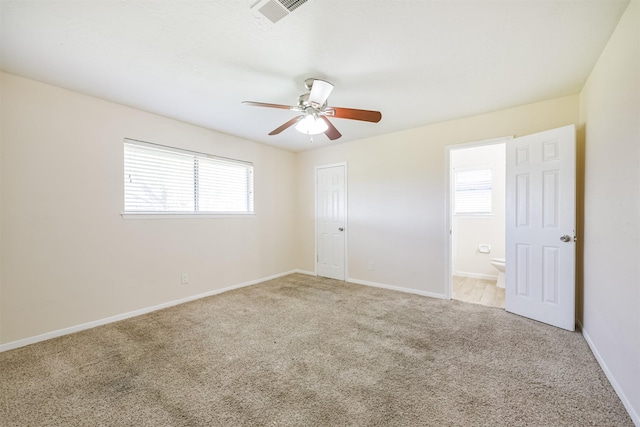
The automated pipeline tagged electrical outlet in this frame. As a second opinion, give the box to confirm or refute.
[181,273,189,284]
[367,262,375,271]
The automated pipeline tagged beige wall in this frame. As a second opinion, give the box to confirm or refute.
[2,6,637,419]
[0,72,297,344]
[579,0,639,421]
[451,143,506,279]
[296,95,579,295]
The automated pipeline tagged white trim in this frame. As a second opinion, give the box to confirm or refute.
[344,164,349,281]
[314,162,348,281]
[293,269,316,276]
[453,272,498,280]
[121,213,255,220]
[578,321,640,426]
[453,213,496,219]
[446,135,514,150]
[314,168,318,276]
[0,270,298,353]
[347,277,447,300]
[445,146,453,299]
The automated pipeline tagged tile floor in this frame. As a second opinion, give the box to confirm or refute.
[452,275,505,309]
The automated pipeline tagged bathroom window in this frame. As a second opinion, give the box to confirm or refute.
[123,139,254,215]
[454,168,492,214]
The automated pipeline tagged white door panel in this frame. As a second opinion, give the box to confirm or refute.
[316,165,346,280]
[506,125,576,331]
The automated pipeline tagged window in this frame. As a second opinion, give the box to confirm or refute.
[454,168,492,214]
[124,139,253,214]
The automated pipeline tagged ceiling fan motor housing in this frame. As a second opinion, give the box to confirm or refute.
[297,93,310,108]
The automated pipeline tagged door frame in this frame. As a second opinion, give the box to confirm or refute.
[444,136,512,300]
[315,162,348,279]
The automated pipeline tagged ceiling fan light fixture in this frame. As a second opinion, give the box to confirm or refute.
[295,114,328,135]
[308,79,334,108]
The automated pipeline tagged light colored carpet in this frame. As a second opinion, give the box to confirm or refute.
[0,273,632,426]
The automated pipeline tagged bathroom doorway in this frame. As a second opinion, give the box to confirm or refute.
[447,138,508,308]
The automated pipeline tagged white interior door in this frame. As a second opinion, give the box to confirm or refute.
[506,125,576,331]
[316,165,346,280]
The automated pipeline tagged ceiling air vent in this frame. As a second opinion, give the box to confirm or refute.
[250,0,309,23]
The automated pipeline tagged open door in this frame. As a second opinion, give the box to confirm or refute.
[505,125,576,331]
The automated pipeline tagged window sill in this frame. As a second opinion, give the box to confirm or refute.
[121,212,255,220]
[453,213,495,219]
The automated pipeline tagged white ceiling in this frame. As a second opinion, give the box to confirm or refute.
[0,0,630,152]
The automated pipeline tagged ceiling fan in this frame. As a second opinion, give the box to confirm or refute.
[242,78,382,141]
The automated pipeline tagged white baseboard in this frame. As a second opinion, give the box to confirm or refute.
[347,277,448,300]
[293,269,316,276]
[577,320,639,426]
[0,270,299,353]
[454,271,498,280]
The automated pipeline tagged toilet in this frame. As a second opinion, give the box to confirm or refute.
[491,258,506,289]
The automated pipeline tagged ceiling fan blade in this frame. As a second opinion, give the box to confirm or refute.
[320,116,342,140]
[269,116,303,136]
[242,101,295,110]
[308,79,334,107]
[326,107,382,123]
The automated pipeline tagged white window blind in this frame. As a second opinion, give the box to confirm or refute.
[124,139,253,214]
[454,168,492,214]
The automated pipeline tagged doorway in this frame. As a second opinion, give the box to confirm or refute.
[446,125,577,331]
[448,139,508,309]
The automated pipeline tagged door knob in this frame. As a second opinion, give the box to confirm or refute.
[338,227,344,231]
[560,235,572,242]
